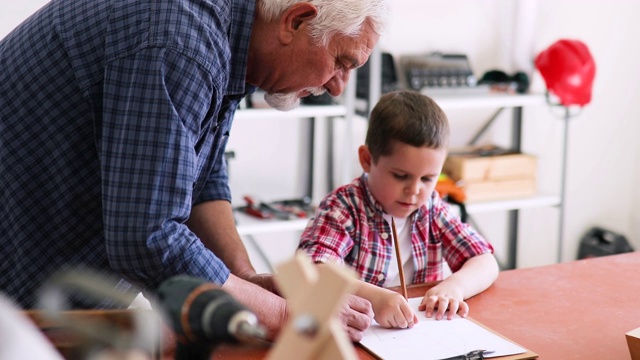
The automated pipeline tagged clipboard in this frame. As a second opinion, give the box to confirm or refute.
[359,298,538,360]
[466,317,538,360]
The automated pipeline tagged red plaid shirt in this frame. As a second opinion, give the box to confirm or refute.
[298,174,494,286]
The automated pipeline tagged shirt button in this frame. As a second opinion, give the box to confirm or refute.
[381,233,388,240]
[377,274,385,281]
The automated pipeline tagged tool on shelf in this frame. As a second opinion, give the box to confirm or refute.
[239,196,315,220]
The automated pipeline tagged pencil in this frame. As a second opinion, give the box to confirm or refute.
[391,217,408,299]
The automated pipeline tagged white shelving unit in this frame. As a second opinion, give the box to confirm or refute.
[465,194,560,214]
[360,46,559,269]
[428,91,557,269]
[430,92,558,214]
[233,104,347,121]
[232,102,353,270]
[427,92,546,110]
[235,211,310,236]
[230,70,560,271]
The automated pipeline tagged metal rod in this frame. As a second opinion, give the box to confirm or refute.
[244,235,275,273]
[504,106,524,269]
[511,107,523,151]
[327,117,334,191]
[467,108,505,146]
[306,117,315,199]
[557,107,570,263]
[506,210,519,270]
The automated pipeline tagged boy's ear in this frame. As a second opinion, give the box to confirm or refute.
[358,145,373,173]
[278,2,318,44]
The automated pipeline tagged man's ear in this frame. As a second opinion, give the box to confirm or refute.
[278,2,318,44]
[358,145,373,173]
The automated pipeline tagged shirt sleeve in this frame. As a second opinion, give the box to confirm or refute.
[193,99,236,205]
[431,193,494,272]
[298,193,355,266]
[99,47,230,290]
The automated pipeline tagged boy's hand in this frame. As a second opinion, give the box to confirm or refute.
[418,282,469,320]
[371,289,418,329]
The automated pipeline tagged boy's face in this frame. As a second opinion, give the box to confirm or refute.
[359,141,447,218]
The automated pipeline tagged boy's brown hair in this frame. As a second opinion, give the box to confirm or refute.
[365,90,450,162]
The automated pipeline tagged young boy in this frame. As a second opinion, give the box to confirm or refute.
[298,90,499,329]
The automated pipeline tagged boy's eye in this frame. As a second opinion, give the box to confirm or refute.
[393,173,407,180]
[421,176,434,183]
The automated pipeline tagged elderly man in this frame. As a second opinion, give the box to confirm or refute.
[0,0,387,340]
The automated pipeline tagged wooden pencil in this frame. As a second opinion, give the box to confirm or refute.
[391,217,408,299]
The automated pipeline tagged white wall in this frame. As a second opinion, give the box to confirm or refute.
[0,1,49,38]
[4,0,640,271]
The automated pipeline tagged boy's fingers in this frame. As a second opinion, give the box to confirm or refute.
[435,298,449,320]
[395,312,408,328]
[446,300,459,319]
[400,303,415,328]
[423,295,439,317]
[458,301,470,318]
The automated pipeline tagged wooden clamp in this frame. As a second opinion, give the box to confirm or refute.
[267,252,358,360]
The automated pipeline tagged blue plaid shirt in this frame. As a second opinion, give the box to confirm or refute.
[0,0,256,308]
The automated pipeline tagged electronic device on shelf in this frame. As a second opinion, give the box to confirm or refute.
[356,51,399,100]
[354,52,399,115]
[400,52,479,91]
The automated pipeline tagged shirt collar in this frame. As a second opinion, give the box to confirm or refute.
[359,173,386,214]
[227,0,256,95]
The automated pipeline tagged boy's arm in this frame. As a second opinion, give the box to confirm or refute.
[354,279,418,329]
[418,253,499,319]
[443,252,499,298]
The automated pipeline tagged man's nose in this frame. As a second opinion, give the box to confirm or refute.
[325,70,350,97]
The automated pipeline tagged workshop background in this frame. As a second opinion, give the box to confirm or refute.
[3,0,639,271]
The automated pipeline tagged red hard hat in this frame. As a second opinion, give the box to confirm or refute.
[534,39,596,106]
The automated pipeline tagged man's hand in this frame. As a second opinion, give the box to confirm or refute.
[338,294,374,342]
[239,272,280,295]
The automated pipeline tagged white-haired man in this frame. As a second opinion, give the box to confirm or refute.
[0,0,387,340]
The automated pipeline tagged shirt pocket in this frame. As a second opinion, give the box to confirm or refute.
[423,240,443,282]
[350,232,388,286]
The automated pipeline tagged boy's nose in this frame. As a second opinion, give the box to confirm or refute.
[405,181,420,195]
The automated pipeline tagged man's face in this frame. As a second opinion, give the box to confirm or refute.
[265,19,380,110]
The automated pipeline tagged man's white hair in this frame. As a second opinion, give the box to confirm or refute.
[257,0,388,47]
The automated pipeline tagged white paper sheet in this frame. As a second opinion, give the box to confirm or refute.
[360,298,526,360]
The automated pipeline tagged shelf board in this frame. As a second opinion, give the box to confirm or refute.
[425,92,547,110]
[234,211,310,236]
[465,194,561,213]
[234,195,561,236]
[234,104,347,121]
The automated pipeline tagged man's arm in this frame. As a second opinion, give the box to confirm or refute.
[188,201,374,341]
[221,274,287,339]
[186,200,277,293]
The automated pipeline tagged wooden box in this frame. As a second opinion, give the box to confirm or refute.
[460,178,536,203]
[443,146,537,203]
[444,146,537,183]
